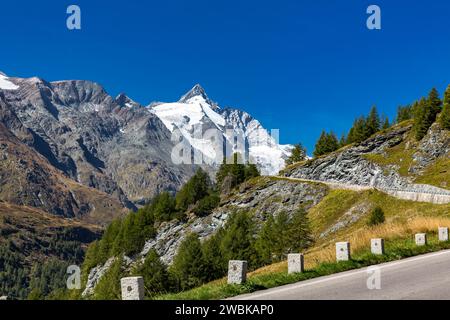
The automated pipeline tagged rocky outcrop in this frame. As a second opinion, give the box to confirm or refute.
[141,177,328,264]
[283,124,450,194]
[82,257,117,297]
[282,125,412,189]
[282,123,450,204]
[410,122,450,174]
[83,177,329,291]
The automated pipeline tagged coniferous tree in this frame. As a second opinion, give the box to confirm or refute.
[244,162,260,180]
[202,229,227,282]
[216,153,259,194]
[381,114,390,130]
[365,105,381,137]
[271,211,291,261]
[339,134,347,148]
[396,105,413,123]
[313,131,339,157]
[176,168,212,211]
[220,211,258,268]
[254,215,277,265]
[414,94,439,140]
[428,88,442,115]
[285,143,307,166]
[440,85,450,130]
[170,233,206,291]
[149,192,176,222]
[313,131,327,157]
[347,117,366,144]
[93,257,123,300]
[286,208,313,253]
[133,250,169,297]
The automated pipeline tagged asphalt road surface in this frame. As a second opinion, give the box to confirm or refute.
[232,250,450,300]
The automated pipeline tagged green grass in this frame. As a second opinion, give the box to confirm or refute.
[308,189,363,235]
[363,141,415,177]
[155,233,450,300]
[414,156,450,190]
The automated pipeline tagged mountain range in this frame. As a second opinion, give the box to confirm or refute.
[0,72,291,223]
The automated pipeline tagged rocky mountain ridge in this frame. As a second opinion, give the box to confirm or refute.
[0,72,291,215]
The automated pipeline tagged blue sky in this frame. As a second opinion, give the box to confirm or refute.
[1,0,450,152]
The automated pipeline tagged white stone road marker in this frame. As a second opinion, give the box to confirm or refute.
[288,254,304,274]
[371,239,385,255]
[439,227,449,242]
[228,260,247,284]
[121,277,144,300]
[336,242,351,262]
[415,233,427,246]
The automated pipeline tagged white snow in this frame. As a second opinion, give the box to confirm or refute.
[150,88,292,175]
[151,95,225,132]
[0,74,19,90]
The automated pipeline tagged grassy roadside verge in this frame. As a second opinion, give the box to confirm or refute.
[155,233,450,300]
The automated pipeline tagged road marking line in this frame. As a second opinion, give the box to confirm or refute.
[234,249,450,300]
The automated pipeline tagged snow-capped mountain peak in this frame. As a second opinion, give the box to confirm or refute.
[0,73,19,90]
[115,93,141,109]
[179,84,209,103]
[150,85,292,175]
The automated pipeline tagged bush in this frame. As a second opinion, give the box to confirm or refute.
[368,206,385,226]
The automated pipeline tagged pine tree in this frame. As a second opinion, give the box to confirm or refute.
[365,105,381,137]
[286,208,313,253]
[428,88,442,115]
[202,229,227,282]
[313,131,327,157]
[381,114,390,130]
[347,117,366,144]
[413,98,428,140]
[396,105,413,123]
[313,131,339,157]
[220,211,258,268]
[440,85,450,130]
[170,233,206,291]
[414,95,438,140]
[150,192,176,222]
[254,215,277,265]
[216,153,259,194]
[176,168,212,211]
[244,163,260,180]
[339,134,347,148]
[285,144,307,166]
[93,257,123,300]
[133,249,169,297]
[271,211,290,261]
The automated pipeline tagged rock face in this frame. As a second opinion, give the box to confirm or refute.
[0,75,194,208]
[410,122,450,174]
[283,125,413,189]
[0,97,126,223]
[140,177,328,265]
[282,123,450,195]
[1,73,291,212]
[82,257,116,297]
